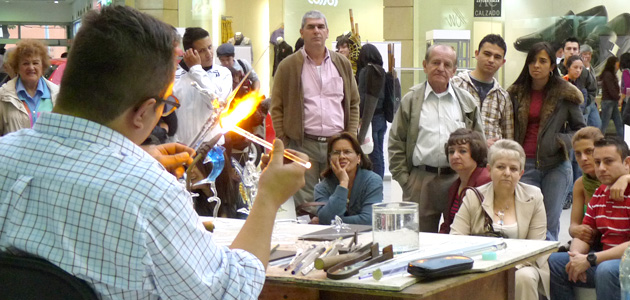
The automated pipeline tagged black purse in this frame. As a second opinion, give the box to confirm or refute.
[463,187,507,238]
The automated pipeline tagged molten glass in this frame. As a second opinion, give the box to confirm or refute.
[230,126,311,169]
[220,91,311,169]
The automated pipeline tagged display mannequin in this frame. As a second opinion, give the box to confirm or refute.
[228,32,251,45]
[273,36,292,76]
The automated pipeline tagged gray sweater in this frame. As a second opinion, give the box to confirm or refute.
[314,168,383,225]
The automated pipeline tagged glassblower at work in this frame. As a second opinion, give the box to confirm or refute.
[0,6,308,299]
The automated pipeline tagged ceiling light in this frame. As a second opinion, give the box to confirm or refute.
[54,0,59,3]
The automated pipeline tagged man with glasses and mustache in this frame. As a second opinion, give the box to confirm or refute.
[0,6,307,299]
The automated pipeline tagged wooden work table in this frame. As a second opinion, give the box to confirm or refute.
[203,218,558,300]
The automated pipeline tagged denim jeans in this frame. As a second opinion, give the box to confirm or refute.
[600,100,624,137]
[549,252,621,300]
[584,101,602,128]
[368,113,387,179]
[521,159,572,241]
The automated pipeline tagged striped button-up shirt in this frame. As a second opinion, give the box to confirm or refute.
[0,113,264,299]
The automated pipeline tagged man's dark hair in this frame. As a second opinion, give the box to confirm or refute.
[182,27,209,51]
[594,136,630,160]
[478,34,507,57]
[563,37,580,49]
[336,37,350,49]
[55,6,178,125]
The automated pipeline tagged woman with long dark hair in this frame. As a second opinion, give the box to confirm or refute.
[356,43,388,178]
[599,56,623,137]
[507,42,585,241]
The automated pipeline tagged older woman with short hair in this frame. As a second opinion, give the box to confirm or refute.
[439,128,490,233]
[451,139,548,300]
[0,39,59,136]
[313,132,383,225]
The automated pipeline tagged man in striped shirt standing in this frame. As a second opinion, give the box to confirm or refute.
[549,136,630,300]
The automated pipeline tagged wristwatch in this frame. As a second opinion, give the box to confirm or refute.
[587,253,597,267]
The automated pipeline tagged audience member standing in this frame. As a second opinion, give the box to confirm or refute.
[173,27,232,146]
[271,10,359,216]
[452,34,513,147]
[599,56,623,137]
[0,40,58,136]
[578,44,601,128]
[388,44,484,232]
[507,42,585,241]
[620,53,630,109]
[216,43,261,91]
[356,43,389,178]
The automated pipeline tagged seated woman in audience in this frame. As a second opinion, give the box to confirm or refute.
[569,126,630,244]
[439,128,491,233]
[313,132,383,225]
[451,139,548,300]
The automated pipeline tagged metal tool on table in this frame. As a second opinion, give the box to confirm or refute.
[326,244,394,280]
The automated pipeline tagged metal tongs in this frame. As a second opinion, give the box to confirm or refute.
[324,243,394,280]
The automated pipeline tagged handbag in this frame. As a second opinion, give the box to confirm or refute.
[463,187,507,238]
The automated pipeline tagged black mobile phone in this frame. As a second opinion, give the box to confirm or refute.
[407,255,474,278]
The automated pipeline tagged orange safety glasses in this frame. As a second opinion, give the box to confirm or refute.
[157,81,180,117]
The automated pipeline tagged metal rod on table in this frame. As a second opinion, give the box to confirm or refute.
[229,126,312,169]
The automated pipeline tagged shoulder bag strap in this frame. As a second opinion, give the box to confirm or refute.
[463,187,496,233]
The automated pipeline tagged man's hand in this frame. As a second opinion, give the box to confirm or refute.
[256,140,308,209]
[183,48,201,68]
[570,224,595,244]
[609,175,630,201]
[142,143,195,179]
[565,252,590,283]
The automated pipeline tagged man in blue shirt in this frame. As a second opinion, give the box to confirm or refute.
[0,6,307,299]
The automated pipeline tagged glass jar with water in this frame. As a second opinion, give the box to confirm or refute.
[372,202,419,254]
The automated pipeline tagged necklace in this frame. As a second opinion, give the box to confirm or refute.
[494,205,509,226]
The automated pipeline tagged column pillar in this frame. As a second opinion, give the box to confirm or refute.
[134,0,178,27]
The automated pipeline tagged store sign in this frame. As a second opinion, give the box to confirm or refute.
[474,0,501,17]
[308,0,339,7]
